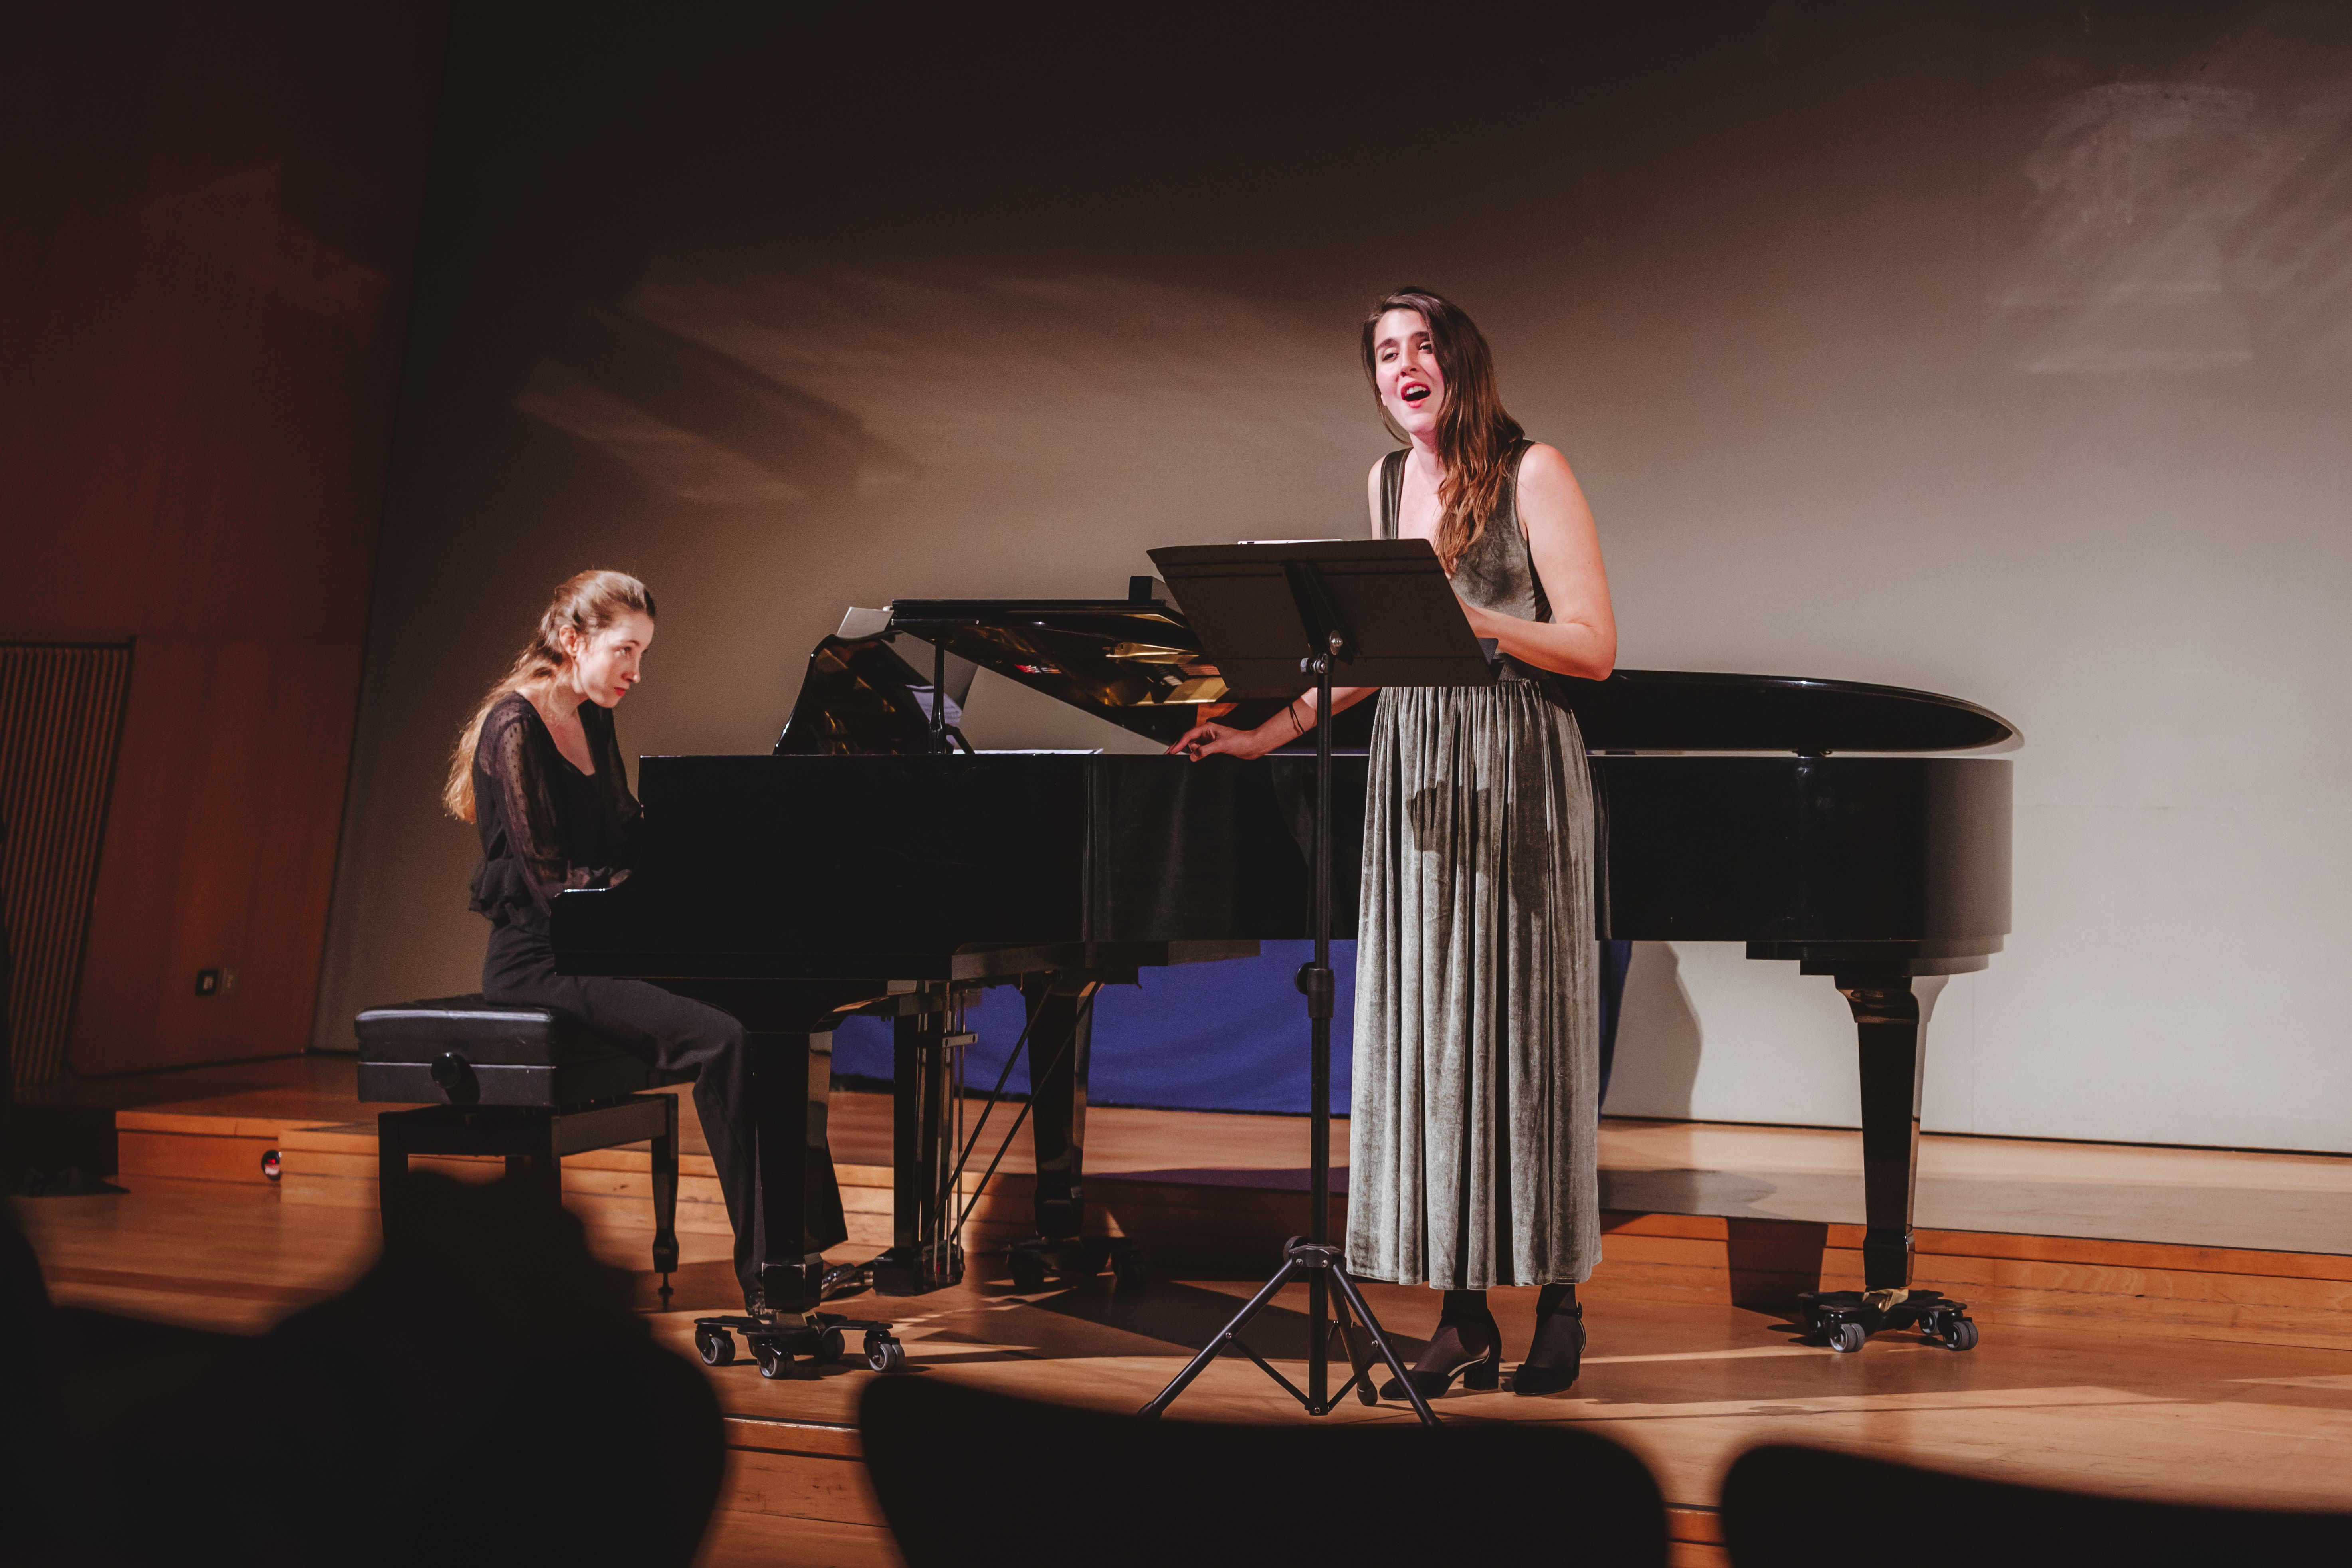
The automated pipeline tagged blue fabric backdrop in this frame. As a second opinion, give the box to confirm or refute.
[832,941,1355,1114]
[830,940,1633,1115]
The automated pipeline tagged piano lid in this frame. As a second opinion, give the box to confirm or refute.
[1556,670,2018,754]
[871,589,1222,746]
[774,583,2018,756]
[774,633,970,756]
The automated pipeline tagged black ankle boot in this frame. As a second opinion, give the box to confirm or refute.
[1378,1313,1502,1401]
[1512,1300,1585,1395]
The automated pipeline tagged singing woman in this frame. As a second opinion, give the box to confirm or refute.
[445,569,772,1316]
[1170,288,1615,1398]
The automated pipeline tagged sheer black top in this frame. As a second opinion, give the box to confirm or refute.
[468,691,641,936]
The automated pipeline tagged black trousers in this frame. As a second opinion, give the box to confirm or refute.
[483,923,760,1308]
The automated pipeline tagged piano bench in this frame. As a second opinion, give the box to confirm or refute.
[354,996,682,1295]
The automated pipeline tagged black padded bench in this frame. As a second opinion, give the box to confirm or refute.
[355,996,681,1296]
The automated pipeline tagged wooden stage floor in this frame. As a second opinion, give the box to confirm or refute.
[55,1055,2352,1255]
[20,1056,2352,1566]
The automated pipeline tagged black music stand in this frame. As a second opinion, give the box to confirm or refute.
[1137,539,1498,1426]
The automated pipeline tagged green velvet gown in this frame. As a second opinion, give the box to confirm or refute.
[1345,440,1602,1291]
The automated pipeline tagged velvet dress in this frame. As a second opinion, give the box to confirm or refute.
[1344,441,1602,1291]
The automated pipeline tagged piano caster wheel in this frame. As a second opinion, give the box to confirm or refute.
[1009,1252,1048,1293]
[756,1340,811,1380]
[1936,1317,1980,1352]
[695,1325,736,1367]
[865,1332,907,1373]
[1827,1321,1867,1354]
[1111,1247,1146,1290]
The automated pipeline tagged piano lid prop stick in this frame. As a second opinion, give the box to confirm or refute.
[931,640,948,753]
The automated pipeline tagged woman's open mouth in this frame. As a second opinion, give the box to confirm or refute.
[1401,382,1431,405]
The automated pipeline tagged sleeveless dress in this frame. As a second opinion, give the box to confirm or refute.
[1345,440,1602,1291]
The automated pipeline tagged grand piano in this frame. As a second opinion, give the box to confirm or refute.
[552,578,2014,1345]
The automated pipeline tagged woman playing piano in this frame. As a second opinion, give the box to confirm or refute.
[1170,288,1615,1398]
[445,569,772,1317]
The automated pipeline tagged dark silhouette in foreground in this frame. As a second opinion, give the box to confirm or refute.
[860,1373,1671,1568]
[1722,1444,2352,1568]
[4,1172,723,1568]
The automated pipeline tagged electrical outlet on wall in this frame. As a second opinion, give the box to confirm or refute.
[220,967,240,995]
[194,969,220,996]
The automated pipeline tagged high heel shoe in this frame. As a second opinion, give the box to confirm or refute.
[1378,1316,1503,1401]
[1511,1301,1585,1395]
[1335,1317,1379,1406]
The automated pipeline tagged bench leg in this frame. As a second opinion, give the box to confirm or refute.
[651,1091,680,1303]
[507,1118,562,1205]
[377,1111,410,1245]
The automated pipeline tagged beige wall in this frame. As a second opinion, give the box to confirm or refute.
[317,3,2352,1152]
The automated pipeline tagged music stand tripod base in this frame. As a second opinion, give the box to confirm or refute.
[1138,539,1498,1428]
[1136,1237,1436,1423]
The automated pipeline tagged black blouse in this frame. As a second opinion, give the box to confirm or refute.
[468,691,641,935]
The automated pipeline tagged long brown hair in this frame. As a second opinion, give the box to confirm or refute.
[442,569,656,822]
[1360,287,1525,573]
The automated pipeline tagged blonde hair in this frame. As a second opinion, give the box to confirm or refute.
[443,569,656,822]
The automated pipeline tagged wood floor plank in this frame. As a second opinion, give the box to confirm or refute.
[697,1509,902,1568]
[42,1265,333,1304]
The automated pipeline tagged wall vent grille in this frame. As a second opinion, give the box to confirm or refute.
[1,643,133,1088]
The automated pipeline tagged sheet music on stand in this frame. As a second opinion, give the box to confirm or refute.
[1158,537,1501,699]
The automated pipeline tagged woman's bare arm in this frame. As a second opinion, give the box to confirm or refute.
[1461,443,1616,680]
[1167,685,1376,760]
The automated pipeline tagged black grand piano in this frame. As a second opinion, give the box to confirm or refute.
[552,578,2014,1348]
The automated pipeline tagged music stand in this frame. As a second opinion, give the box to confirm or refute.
[1138,539,1498,1426]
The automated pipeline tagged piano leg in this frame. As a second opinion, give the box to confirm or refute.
[1837,973,1928,1292]
[751,1031,850,1315]
[1798,972,1978,1352]
[1009,976,1140,1291]
[874,1002,969,1296]
[1025,975,1093,1243]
